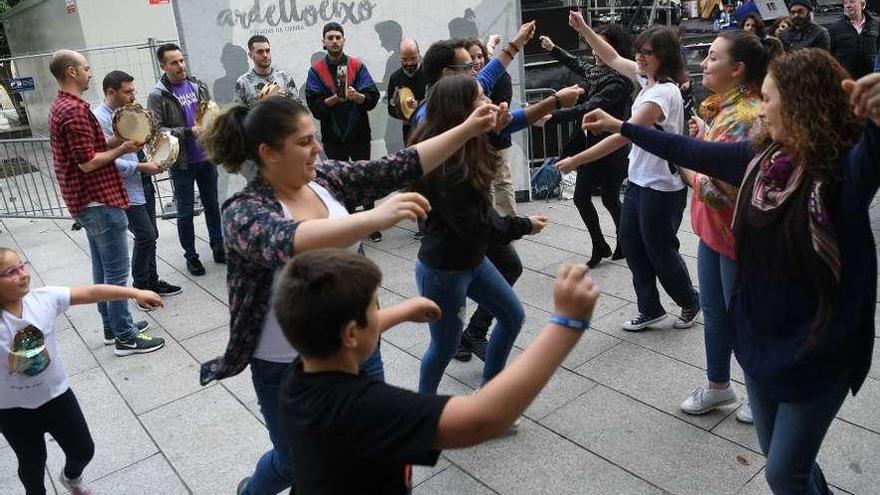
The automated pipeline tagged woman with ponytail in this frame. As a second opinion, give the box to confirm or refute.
[197,96,501,495]
[678,31,778,423]
[581,50,880,495]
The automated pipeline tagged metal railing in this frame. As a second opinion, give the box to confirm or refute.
[525,87,581,167]
[0,137,185,220]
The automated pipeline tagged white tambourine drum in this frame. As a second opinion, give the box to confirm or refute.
[112,104,156,145]
[147,132,179,169]
[195,101,220,132]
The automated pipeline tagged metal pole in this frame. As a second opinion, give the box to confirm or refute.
[147,37,161,81]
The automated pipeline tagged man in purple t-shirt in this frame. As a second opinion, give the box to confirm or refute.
[147,43,224,276]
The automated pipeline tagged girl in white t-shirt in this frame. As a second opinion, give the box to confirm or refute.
[556,11,700,332]
[0,248,161,495]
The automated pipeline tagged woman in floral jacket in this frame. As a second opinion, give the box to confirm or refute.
[198,96,501,495]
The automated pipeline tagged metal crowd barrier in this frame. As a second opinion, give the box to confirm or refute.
[525,87,581,167]
[0,137,191,220]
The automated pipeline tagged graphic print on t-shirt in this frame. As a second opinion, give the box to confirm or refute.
[174,90,199,108]
[8,324,51,377]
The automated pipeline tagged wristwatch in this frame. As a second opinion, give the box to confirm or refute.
[550,314,590,331]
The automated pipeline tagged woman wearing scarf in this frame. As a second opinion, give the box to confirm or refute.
[539,26,634,267]
[678,32,778,424]
[581,49,880,495]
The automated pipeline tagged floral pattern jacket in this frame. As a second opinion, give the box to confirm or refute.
[199,148,422,385]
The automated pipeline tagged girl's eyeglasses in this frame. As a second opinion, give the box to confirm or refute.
[0,261,31,279]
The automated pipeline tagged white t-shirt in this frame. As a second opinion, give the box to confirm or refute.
[1,286,71,409]
[627,77,686,192]
[254,182,362,363]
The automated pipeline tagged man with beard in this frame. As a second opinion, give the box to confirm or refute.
[306,22,382,241]
[386,38,427,146]
[780,0,831,51]
[234,35,300,107]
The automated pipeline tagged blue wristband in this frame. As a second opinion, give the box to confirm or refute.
[550,314,589,331]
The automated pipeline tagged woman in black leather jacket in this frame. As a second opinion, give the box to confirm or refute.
[540,25,634,267]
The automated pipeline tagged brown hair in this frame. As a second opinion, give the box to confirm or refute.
[408,75,500,194]
[463,38,489,61]
[634,26,687,84]
[273,249,382,357]
[200,97,310,173]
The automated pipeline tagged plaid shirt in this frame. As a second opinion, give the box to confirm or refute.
[49,91,129,216]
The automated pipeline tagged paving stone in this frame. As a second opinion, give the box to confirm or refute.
[180,326,259,416]
[817,419,880,494]
[412,455,451,488]
[93,329,203,415]
[140,386,271,494]
[576,342,734,430]
[543,386,763,495]
[145,280,229,341]
[55,324,99,378]
[0,446,56,494]
[413,465,494,495]
[363,246,419,298]
[382,341,471,396]
[87,453,188,494]
[869,338,879,381]
[45,368,157,484]
[506,349,597,421]
[443,419,665,495]
[837,377,880,433]
[712,405,761,453]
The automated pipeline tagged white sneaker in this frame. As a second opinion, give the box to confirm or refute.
[736,401,754,424]
[680,382,738,415]
[58,472,93,495]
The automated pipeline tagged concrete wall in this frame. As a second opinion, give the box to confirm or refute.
[78,0,177,46]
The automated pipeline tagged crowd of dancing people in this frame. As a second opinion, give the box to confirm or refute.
[2,2,880,494]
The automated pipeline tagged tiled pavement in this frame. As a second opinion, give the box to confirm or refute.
[1,188,879,494]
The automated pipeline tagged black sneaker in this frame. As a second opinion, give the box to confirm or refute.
[622,313,666,332]
[103,320,150,345]
[369,231,383,242]
[186,258,206,276]
[212,247,226,264]
[413,230,425,240]
[454,335,473,362]
[465,328,489,362]
[674,299,702,329]
[154,280,182,297]
[114,332,165,356]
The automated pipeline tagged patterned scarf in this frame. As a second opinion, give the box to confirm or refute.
[736,144,841,280]
[583,64,624,94]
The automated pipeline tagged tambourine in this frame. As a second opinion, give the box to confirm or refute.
[146,131,179,169]
[195,100,220,131]
[398,86,416,119]
[259,81,279,99]
[112,104,157,145]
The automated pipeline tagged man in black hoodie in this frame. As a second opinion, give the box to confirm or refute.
[147,43,224,277]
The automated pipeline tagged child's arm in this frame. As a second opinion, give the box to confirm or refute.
[69,285,162,310]
[377,297,441,332]
[433,263,599,449]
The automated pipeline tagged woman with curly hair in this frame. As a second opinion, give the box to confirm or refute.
[581,49,880,494]
[538,25,634,267]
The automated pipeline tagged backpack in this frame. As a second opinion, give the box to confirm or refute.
[530,157,562,200]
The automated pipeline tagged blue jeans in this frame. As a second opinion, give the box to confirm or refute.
[697,241,738,384]
[170,161,223,261]
[416,258,525,394]
[620,183,697,316]
[75,206,137,340]
[746,374,848,495]
[245,349,384,494]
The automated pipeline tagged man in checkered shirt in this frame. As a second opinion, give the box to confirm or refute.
[47,49,164,357]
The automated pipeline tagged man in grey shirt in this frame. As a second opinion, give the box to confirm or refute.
[234,35,300,107]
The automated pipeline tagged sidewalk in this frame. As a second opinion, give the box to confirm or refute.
[1,193,878,494]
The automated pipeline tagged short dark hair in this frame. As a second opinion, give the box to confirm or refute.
[423,38,468,86]
[743,12,767,39]
[323,22,344,37]
[273,249,382,358]
[247,35,269,51]
[156,43,182,64]
[102,70,134,94]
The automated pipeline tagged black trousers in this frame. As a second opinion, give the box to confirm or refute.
[0,389,95,495]
[466,243,524,337]
[572,160,626,250]
[323,141,373,210]
[125,175,159,289]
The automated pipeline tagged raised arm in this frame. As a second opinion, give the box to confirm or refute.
[477,21,536,94]
[568,10,638,82]
[843,74,880,207]
[540,36,590,76]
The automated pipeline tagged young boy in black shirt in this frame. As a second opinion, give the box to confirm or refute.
[275,249,600,495]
